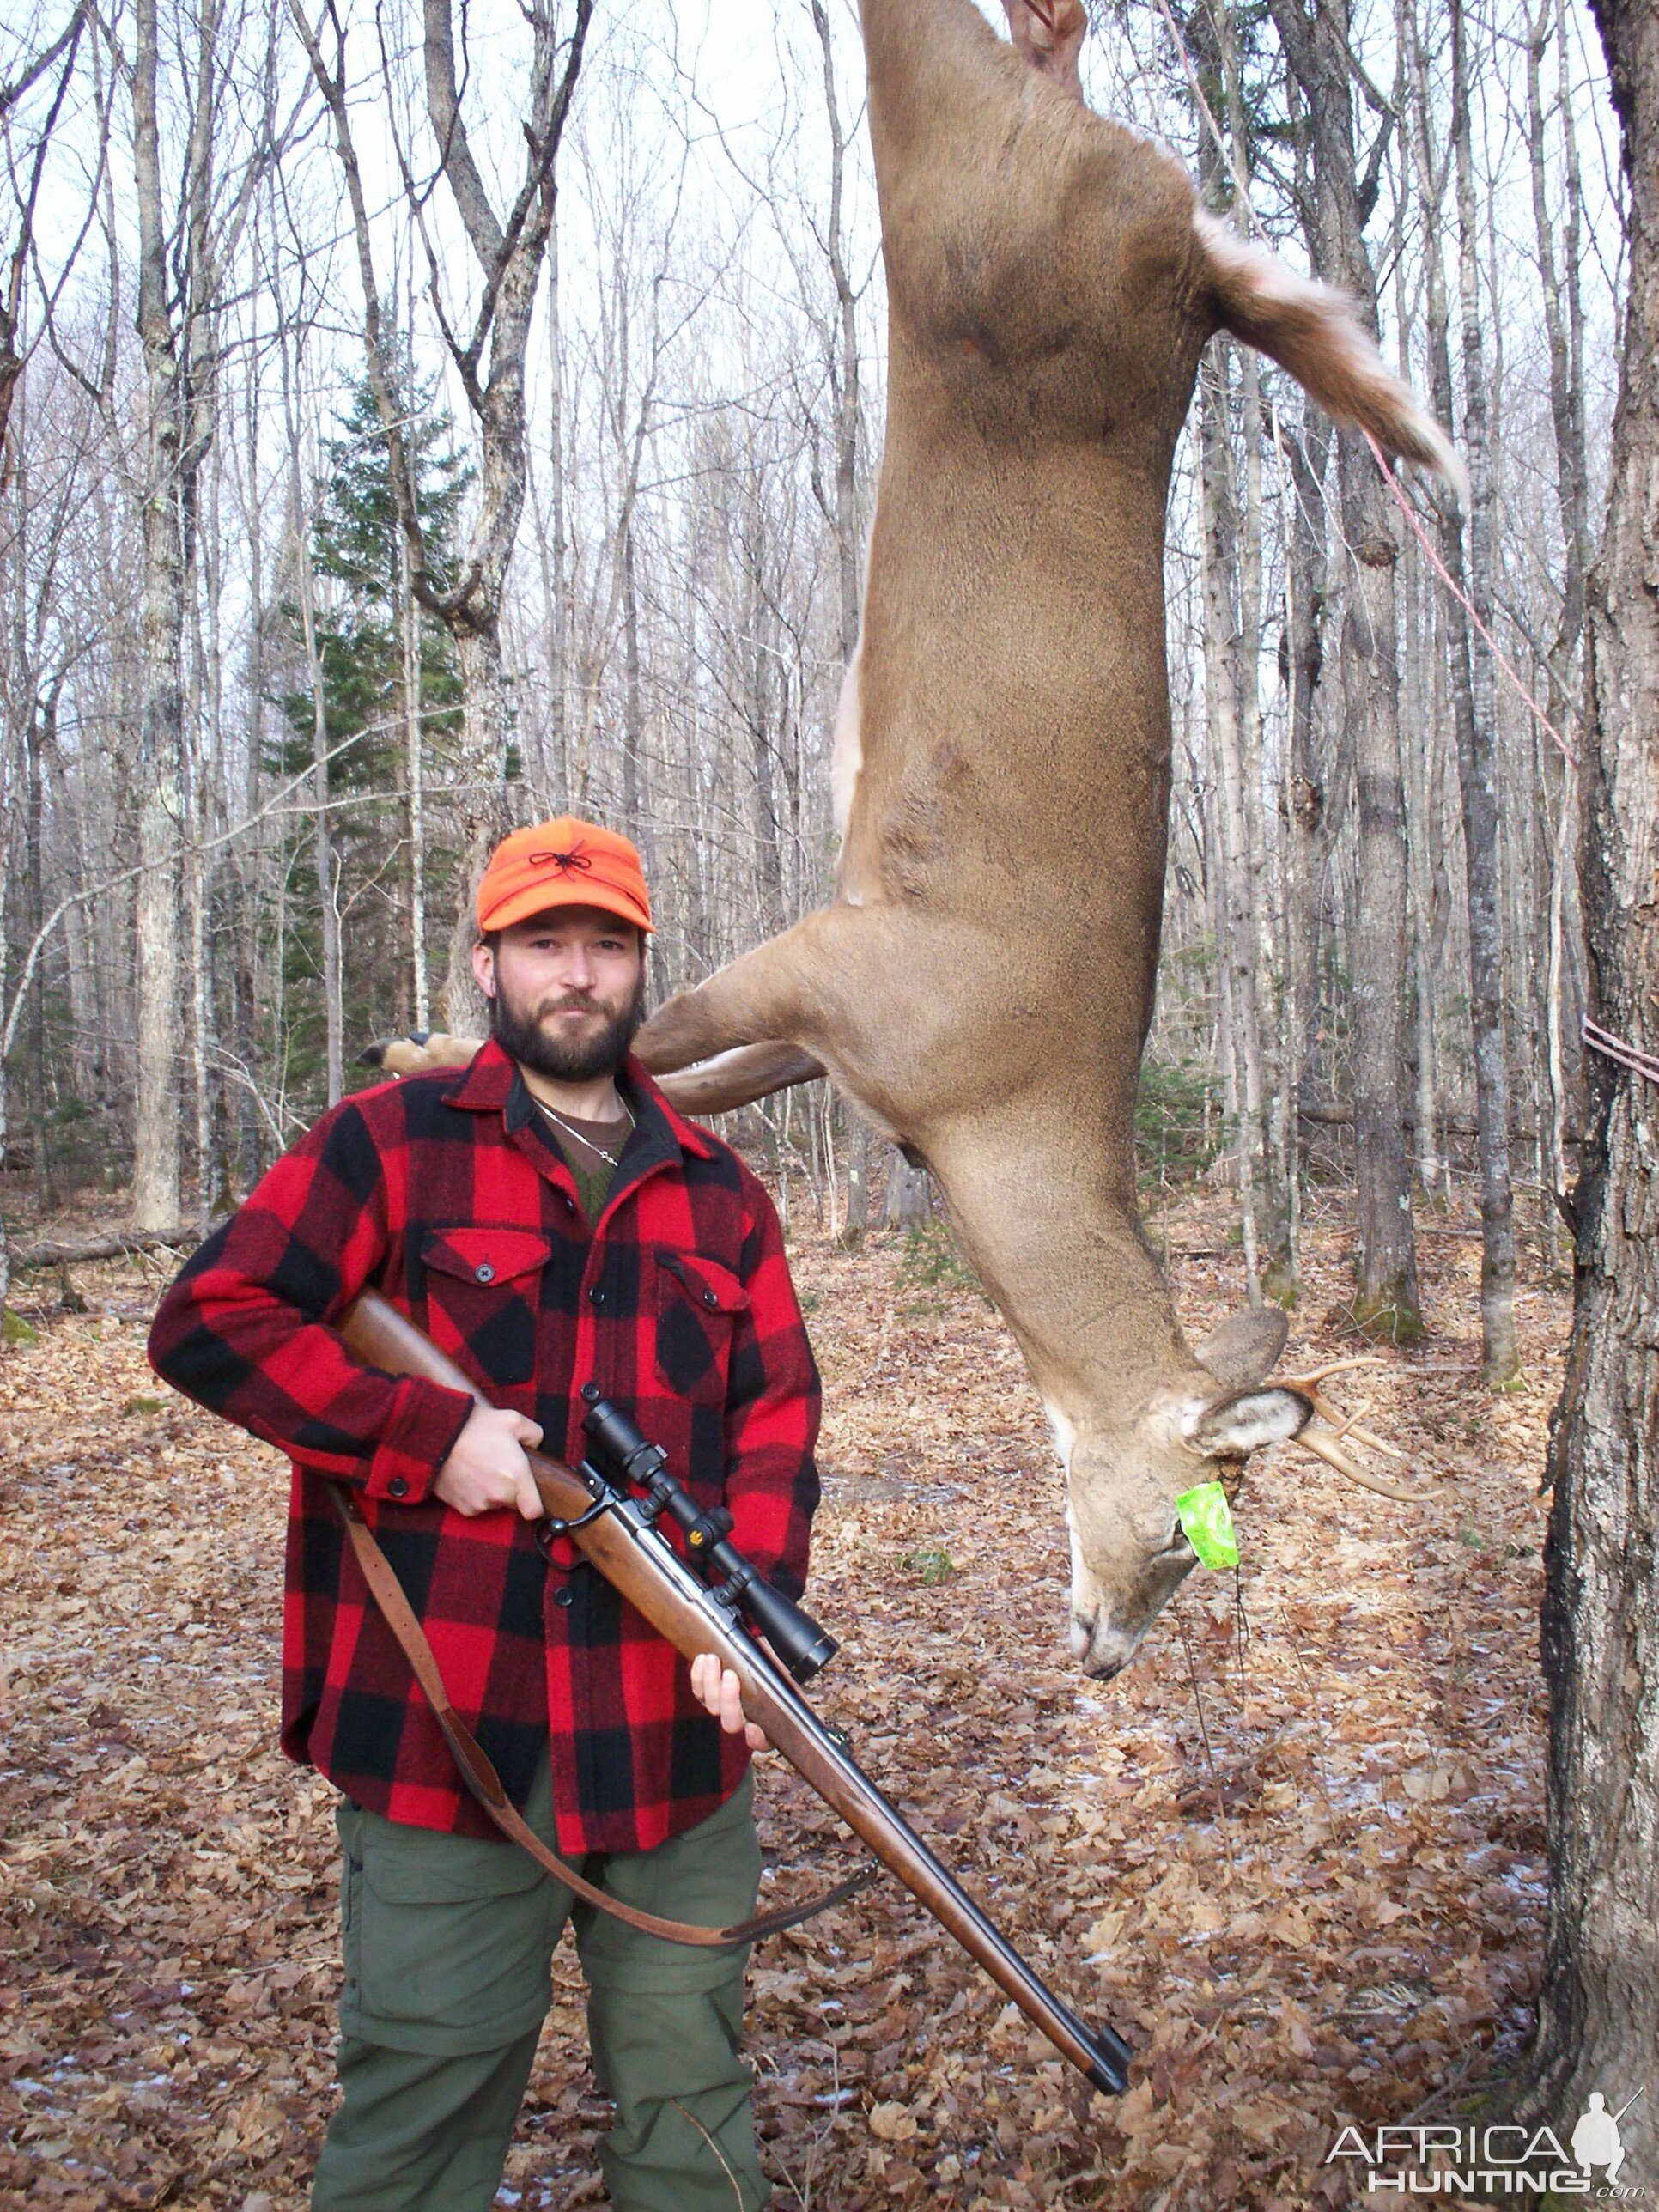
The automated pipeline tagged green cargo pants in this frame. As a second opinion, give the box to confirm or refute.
[310,1761,767,2212]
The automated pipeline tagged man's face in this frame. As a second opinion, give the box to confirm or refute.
[472,906,647,1084]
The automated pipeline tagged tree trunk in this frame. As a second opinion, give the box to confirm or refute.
[1218,3,1277,1252]
[808,0,878,1250]
[1282,390,1329,1212]
[0,719,14,1319]
[1197,351,1262,1299]
[1522,0,1659,2167]
[1530,0,1592,1279]
[621,507,643,847]
[884,1151,932,1231]
[235,363,268,1187]
[547,205,570,799]
[399,529,430,1031]
[25,695,57,1213]
[841,1116,872,1250]
[1447,0,1518,1381]
[43,737,98,1105]
[445,624,512,1030]
[1272,0,1421,1338]
[130,0,185,1231]
[295,507,343,1106]
[1405,0,1518,1378]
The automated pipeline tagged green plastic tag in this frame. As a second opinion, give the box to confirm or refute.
[1174,1481,1239,1570]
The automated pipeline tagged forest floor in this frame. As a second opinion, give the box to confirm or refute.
[0,1184,1567,2212]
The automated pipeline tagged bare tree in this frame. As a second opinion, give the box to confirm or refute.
[1523,0,1659,2168]
[289,0,594,1028]
[125,0,282,1228]
[0,4,87,476]
[1270,0,1423,1338]
[1405,0,1517,1382]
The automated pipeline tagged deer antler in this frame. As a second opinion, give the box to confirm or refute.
[1277,1357,1441,1504]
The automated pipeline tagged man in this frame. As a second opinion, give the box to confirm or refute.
[147,816,820,2212]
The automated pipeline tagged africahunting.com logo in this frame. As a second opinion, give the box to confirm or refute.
[1325,2089,1648,2197]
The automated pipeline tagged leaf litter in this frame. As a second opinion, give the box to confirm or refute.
[0,1193,1560,2209]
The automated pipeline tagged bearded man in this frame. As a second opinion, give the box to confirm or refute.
[147,817,820,2212]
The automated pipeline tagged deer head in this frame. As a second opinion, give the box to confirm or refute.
[375,0,1451,1680]
[1060,1310,1310,1676]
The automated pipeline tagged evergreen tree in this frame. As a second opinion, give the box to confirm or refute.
[267,379,470,1107]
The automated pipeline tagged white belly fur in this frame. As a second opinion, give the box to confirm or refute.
[830,634,864,842]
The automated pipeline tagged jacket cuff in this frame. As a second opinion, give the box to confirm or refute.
[362,1376,476,1504]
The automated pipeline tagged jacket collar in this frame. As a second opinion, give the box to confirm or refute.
[448,1036,716,1163]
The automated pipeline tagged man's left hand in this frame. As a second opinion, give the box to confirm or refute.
[689,1653,769,1752]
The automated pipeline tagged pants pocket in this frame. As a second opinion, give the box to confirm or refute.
[575,1770,763,1996]
[348,1805,567,2052]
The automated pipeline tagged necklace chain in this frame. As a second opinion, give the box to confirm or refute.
[534,1091,635,1170]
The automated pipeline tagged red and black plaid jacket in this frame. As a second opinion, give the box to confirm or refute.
[146,1040,821,1855]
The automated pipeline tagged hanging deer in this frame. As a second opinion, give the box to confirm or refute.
[376,0,1457,1678]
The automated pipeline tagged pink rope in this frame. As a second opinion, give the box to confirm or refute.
[1363,430,1580,769]
[1583,1017,1659,1090]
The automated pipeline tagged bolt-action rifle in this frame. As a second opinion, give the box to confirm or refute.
[338,1290,1131,2095]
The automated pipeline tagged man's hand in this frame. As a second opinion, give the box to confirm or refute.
[690,1653,769,1752]
[432,1403,544,1519]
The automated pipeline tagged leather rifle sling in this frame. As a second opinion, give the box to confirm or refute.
[331,1485,873,1947]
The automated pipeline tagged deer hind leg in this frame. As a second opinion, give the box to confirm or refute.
[1000,0,1086,94]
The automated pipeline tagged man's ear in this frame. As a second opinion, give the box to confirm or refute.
[471,937,496,1001]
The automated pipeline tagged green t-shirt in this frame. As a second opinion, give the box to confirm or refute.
[534,1097,633,1228]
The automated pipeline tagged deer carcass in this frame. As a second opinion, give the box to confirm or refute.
[383,0,1458,1678]
[634,0,1456,1677]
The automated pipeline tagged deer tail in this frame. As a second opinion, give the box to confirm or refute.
[1194,210,1469,506]
[359,1031,481,1077]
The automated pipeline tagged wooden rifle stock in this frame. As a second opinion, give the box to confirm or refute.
[338,1290,1131,2094]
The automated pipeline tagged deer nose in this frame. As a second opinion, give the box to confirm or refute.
[1083,1628,1133,1679]
[1070,1610,1133,1680]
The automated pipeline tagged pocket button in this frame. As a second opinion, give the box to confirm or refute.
[474,1262,495,1284]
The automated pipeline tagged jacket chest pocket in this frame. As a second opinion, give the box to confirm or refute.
[653,1250,749,1407]
[421,1226,552,1386]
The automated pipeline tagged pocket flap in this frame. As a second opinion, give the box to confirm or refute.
[423,1226,552,1290]
[362,1823,547,1902]
[657,1250,750,1315]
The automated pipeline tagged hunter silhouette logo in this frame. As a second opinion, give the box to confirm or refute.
[1324,2087,1649,2196]
[1571,2089,1644,2191]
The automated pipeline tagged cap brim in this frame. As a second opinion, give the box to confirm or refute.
[479,881,653,935]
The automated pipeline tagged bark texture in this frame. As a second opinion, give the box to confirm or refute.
[130,0,185,1231]
[1526,0,1659,2172]
[1272,0,1421,1337]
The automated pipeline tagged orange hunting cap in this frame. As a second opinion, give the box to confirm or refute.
[476,816,653,936]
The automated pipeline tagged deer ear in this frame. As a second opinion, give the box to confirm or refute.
[1195,1307,1290,1390]
[1185,1386,1312,1458]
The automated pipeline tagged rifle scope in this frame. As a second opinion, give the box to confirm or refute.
[580,1386,838,1684]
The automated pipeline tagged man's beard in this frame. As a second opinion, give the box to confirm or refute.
[491,969,647,1084]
